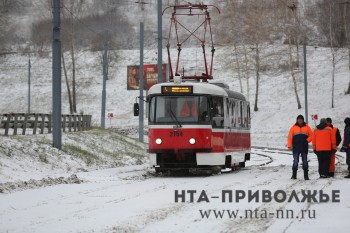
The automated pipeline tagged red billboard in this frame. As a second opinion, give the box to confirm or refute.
[127,64,167,90]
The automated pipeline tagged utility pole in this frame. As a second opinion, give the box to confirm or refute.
[101,30,109,129]
[139,22,144,143]
[28,55,31,113]
[157,0,163,84]
[52,0,62,150]
[304,43,308,124]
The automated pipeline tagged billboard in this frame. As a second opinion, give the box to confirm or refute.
[127,64,167,90]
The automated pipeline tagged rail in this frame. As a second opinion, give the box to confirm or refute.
[0,113,92,136]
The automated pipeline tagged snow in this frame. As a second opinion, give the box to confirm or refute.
[1,37,350,233]
[0,129,147,184]
[1,153,350,233]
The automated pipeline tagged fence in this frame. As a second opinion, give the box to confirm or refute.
[0,113,92,136]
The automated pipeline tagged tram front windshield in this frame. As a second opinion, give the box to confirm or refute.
[149,95,210,124]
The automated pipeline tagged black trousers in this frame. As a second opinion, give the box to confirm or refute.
[346,148,350,171]
[316,151,331,177]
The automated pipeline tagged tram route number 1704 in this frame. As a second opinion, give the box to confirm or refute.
[170,131,183,137]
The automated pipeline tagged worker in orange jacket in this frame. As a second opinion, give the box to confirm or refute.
[287,115,313,180]
[312,118,337,178]
[326,118,342,177]
[181,100,198,118]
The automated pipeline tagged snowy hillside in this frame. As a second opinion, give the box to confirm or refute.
[1,44,350,233]
[0,45,349,144]
[0,128,147,185]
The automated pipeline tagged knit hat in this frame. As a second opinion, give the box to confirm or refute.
[345,117,350,125]
[296,115,304,121]
[320,118,327,124]
[326,118,332,123]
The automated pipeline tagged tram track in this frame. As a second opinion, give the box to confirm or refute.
[252,146,347,165]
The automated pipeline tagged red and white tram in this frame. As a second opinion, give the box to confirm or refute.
[145,79,251,173]
[133,4,250,173]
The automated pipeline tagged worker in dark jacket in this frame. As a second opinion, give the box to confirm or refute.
[340,117,350,178]
[288,115,313,180]
[312,118,337,178]
[326,118,342,177]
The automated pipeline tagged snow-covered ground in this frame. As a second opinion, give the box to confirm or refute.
[0,128,147,184]
[1,149,349,233]
[1,44,350,232]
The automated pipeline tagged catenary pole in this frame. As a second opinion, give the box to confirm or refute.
[157,0,163,84]
[52,0,62,150]
[304,43,308,124]
[28,55,31,113]
[101,31,109,129]
[139,22,144,143]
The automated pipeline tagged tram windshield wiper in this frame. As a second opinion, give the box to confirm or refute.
[168,108,182,129]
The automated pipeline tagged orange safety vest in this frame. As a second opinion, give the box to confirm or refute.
[181,101,198,117]
[287,124,313,149]
[312,126,336,151]
[181,102,190,117]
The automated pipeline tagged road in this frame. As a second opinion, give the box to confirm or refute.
[1,148,349,233]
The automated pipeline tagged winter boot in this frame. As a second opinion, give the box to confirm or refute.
[291,170,297,179]
[328,172,334,177]
[345,172,350,179]
[304,170,310,180]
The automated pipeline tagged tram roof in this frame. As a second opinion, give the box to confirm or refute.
[148,81,246,101]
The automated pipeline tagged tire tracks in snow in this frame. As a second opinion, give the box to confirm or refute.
[108,150,284,233]
[221,169,334,233]
[104,148,280,232]
[281,177,333,233]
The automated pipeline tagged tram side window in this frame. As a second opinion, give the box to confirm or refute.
[225,98,230,128]
[242,102,247,128]
[226,99,230,116]
[238,102,250,128]
[247,103,251,128]
[198,96,209,123]
[239,102,242,128]
[235,101,243,128]
[211,96,224,128]
[149,97,156,122]
[231,100,236,127]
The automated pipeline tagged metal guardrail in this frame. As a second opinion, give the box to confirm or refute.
[0,113,92,136]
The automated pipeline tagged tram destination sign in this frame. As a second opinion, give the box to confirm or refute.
[161,86,193,94]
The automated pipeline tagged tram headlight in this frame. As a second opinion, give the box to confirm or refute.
[189,138,196,145]
[155,138,162,145]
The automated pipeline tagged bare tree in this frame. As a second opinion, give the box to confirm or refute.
[0,11,7,51]
[243,0,277,111]
[252,44,261,111]
[243,45,251,101]
[284,0,302,109]
[288,36,302,109]
[218,0,283,109]
[217,0,250,98]
[329,1,336,108]
[0,0,24,51]
[315,0,345,107]
[343,2,350,94]
[234,43,243,93]
[62,52,73,114]
[61,0,85,113]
